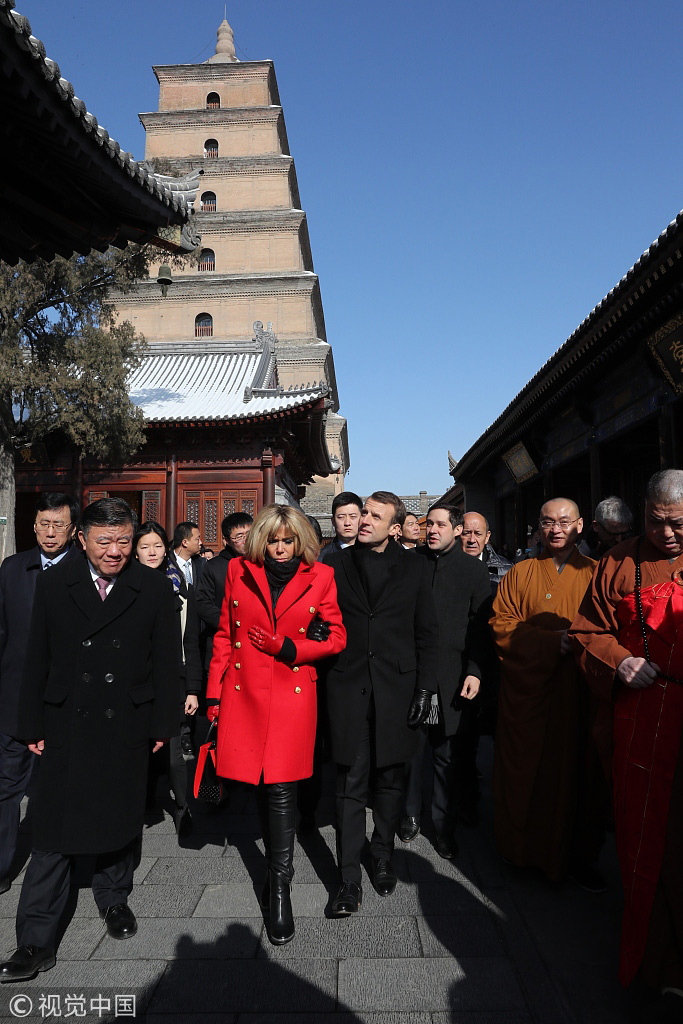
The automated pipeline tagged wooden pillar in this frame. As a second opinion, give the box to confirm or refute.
[658,406,675,469]
[262,448,275,506]
[166,452,177,537]
[72,454,83,510]
[589,439,602,516]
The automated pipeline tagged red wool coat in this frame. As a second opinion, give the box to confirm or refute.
[206,557,346,784]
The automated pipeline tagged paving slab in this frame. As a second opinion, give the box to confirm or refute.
[92,917,263,960]
[0,916,104,961]
[257,915,422,960]
[338,956,526,1012]
[147,958,338,1014]
[417,913,505,958]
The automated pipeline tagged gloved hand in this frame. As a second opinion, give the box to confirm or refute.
[206,702,220,723]
[248,626,286,656]
[306,619,331,642]
[407,688,433,729]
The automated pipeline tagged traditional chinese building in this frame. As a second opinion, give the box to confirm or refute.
[441,211,683,552]
[108,15,348,534]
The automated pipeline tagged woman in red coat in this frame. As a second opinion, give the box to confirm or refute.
[206,504,345,945]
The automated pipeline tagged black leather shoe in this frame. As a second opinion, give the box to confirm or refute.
[180,735,195,759]
[372,857,397,896]
[331,880,362,916]
[260,871,270,912]
[0,877,10,895]
[175,807,193,839]
[399,816,420,842]
[435,834,459,859]
[0,945,55,982]
[268,873,294,945]
[101,903,138,940]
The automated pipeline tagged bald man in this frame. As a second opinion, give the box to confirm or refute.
[461,512,512,592]
[490,498,604,888]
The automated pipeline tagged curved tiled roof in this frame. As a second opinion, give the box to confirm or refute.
[454,207,683,476]
[1,0,189,216]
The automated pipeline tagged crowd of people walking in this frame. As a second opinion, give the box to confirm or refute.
[0,472,681,1024]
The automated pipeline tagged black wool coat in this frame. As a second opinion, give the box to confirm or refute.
[194,547,234,670]
[416,543,492,736]
[325,543,440,767]
[17,554,182,855]
[0,545,79,738]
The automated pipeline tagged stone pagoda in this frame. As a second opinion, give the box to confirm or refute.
[112,16,348,520]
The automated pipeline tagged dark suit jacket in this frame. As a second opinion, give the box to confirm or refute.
[170,550,204,588]
[325,544,440,767]
[18,554,181,855]
[0,544,79,737]
[194,547,234,670]
[416,543,491,736]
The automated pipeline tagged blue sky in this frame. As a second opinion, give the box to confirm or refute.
[17,0,683,495]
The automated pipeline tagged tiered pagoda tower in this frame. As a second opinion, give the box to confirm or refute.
[113,16,348,524]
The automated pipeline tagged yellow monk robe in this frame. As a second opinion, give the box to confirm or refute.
[491,548,596,880]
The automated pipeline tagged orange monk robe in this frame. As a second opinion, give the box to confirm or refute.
[491,548,596,880]
[570,538,683,990]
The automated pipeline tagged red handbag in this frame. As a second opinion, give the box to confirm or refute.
[193,722,228,805]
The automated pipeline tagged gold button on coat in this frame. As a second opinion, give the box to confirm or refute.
[233,600,239,607]
[235,642,241,649]
[309,606,315,614]
[235,684,240,691]
[298,627,305,633]
[236,620,241,627]
[235,663,241,669]
[294,686,301,694]
[293,666,299,673]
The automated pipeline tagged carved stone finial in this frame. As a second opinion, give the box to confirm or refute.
[207,17,238,63]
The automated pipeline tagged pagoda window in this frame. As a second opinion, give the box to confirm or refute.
[206,92,220,109]
[200,191,216,212]
[195,313,213,338]
[204,138,219,159]
[198,248,216,271]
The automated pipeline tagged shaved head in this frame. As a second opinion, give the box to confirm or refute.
[538,498,583,560]
[540,497,580,521]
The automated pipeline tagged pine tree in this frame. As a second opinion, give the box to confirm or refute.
[0,244,183,558]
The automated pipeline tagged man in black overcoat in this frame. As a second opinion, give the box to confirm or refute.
[0,498,180,984]
[195,511,252,673]
[400,505,491,857]
[0,493,80,896]
[324,491,439,915]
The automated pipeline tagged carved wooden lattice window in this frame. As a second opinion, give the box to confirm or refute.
[185,492,200,524]
[204,495,218,544]
[142,490,161,524]
[87,490,108,505]
[241,494,256,517]
[222,493,237,518]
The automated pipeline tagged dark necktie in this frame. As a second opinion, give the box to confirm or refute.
[96,576,112,601]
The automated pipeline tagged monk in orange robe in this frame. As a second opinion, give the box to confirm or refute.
[571,470,683,1023]
[491,498,604,886]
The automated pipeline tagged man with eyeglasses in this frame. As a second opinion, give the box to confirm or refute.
[0,493,79,898]
[570,470,683,1020]
[490,497,605,892]
[195,512,253,674]
[577,495,633,559]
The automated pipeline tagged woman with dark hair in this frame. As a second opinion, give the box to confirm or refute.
[206,504,346,945]
[134,521,202,839]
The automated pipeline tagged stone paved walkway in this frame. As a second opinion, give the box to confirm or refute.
[0,737,636,1023]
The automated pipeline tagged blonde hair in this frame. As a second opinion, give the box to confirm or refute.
[245,504,320,566]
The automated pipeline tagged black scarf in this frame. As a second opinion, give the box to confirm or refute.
[264,553,302,618]
[351,539,400,608]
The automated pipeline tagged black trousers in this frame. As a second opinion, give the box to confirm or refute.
[16,841,136,950]
[335,713,404,886]
[0,732,34,880]
[255,781,296,881]
[404,711,480,836]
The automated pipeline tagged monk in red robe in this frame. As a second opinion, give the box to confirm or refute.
[491,498,605,887]
[571,469,683,1024]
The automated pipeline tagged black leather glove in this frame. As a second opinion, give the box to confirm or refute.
[306,619,331,642]
[407,688,433,729]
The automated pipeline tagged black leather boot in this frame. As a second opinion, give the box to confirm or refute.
[264,781,296,945]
